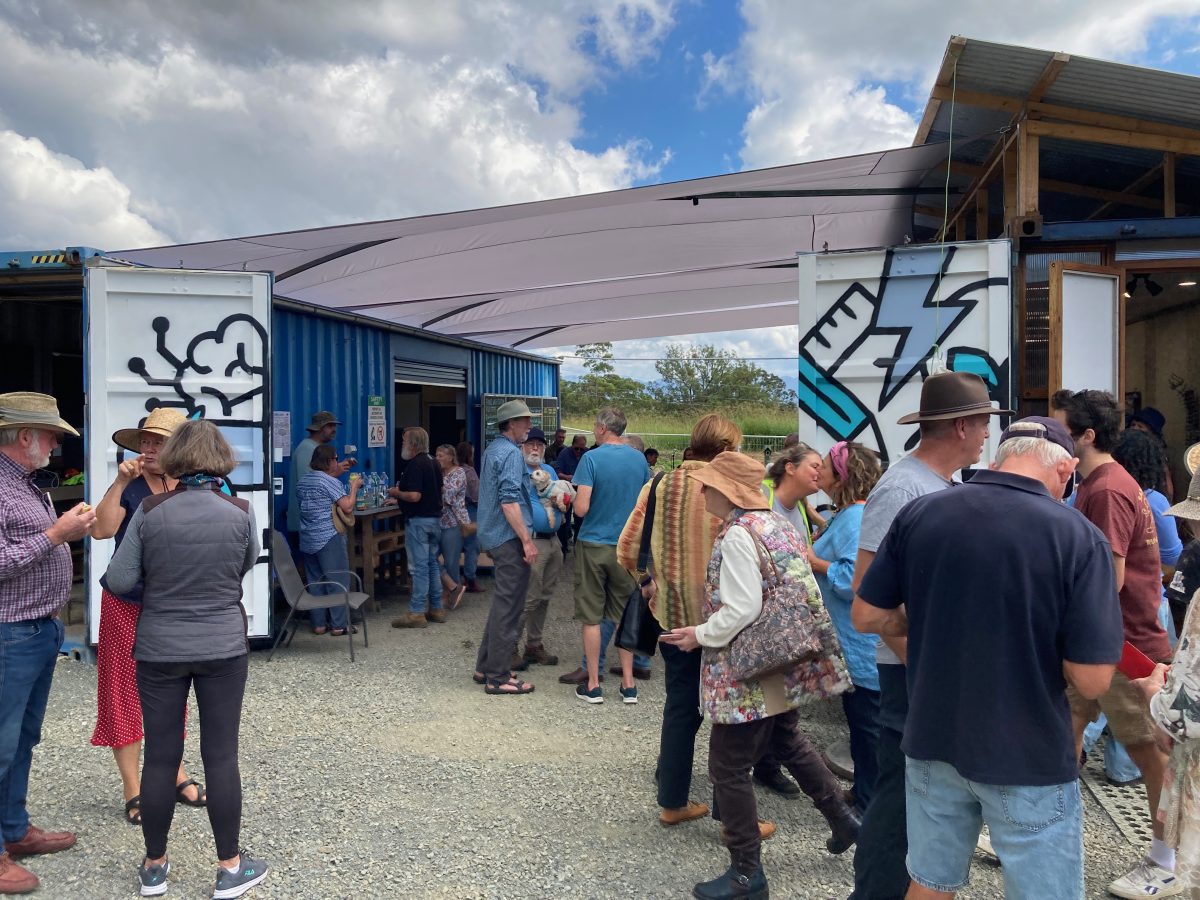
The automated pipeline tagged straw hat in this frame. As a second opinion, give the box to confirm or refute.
[1185,441,1200,477]
[1167,462,1200,522]
[112,407,187,453]
[896,371,1012,425]
[688,451,770,511]
[0,392,80,437]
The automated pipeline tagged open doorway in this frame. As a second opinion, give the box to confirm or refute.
[1124,266,1200,503]
[393,381,466,472]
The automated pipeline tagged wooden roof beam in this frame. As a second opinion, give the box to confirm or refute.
[1024,119,1200,156]
[914,36,968,146]
[1028,53,1071,103]
[1086,162,1164,220]
[928,85,1200,142]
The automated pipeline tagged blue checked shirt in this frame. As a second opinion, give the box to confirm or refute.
[477,434,533,553]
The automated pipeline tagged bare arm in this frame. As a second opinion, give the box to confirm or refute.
[1112,553,1126,592]
[1063,661,1116,700]
[851,596,908,638]
[850,546,908,660]
[335,478,359,514]
[573,484,592,519]
[93,460,142,540]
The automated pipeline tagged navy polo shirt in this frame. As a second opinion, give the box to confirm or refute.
[859,469,1123,786]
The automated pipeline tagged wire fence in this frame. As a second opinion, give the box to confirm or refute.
[561,430,790,469]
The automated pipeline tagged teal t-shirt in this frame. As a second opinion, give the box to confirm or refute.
[573,443,651,545]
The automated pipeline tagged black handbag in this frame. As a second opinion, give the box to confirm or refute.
[615,472,666,657]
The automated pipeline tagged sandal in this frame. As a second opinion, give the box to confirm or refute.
[124,796,142,826]
[485,677,535,695]
[330,626,358,636]
[175,778,207,808]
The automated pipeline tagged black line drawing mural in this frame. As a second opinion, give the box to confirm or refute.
[127,314,270,491]
[798,246,1009,465]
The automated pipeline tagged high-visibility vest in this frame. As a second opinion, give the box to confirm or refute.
[761,479,811,539]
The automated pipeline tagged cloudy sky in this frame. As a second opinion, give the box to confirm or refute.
[4,0,1200,384]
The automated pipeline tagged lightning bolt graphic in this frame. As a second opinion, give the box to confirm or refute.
[870,246,1001,408]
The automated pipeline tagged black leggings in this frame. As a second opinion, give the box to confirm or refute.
[136,654,248,860]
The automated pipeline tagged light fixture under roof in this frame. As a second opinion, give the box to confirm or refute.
[1180,280,1197,287]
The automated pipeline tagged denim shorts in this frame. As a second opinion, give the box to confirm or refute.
[905,757,1083,899]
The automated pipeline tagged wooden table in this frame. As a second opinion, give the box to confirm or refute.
[347,505,406,608]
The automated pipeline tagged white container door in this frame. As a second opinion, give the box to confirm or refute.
[797,239,1012,467]
[84,265,273,642]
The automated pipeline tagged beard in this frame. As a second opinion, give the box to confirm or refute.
[401,446,414,461]
[524,452,543,466]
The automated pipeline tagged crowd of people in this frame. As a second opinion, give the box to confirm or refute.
[1,373,1200,897]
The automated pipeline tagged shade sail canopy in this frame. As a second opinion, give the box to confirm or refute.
[118,142,954,349]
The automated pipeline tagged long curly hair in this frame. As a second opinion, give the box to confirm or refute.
[828,443,882,508]
[1113,428,1167,494]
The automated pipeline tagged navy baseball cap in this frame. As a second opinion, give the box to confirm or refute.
[998,416,1073,455]
[524,427,548,444]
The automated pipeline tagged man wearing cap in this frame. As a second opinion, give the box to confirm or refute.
[473,400,538,695]
[0,392,96,893]
[512,428,562,669]
[853,417,1122,899]
[1054,390,1179,899]
[286,411,346,548]
[848,370,1009,900]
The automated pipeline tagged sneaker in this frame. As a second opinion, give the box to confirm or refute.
[139,857,170,897]
[1108,858,1183,899]
[620,685,638,704]
[212,851,269,899]
[575,684,604,704]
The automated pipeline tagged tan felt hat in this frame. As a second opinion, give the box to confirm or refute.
[1166,461,1200,522]
[688,451,770,512]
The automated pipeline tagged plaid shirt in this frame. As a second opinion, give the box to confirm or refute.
[0,452,72,621]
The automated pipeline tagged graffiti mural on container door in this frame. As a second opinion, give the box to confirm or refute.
[798,243,1011,465]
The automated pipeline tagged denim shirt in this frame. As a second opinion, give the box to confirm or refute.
[477,435,533,552]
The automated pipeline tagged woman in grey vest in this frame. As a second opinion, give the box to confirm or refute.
[104,420,268,899]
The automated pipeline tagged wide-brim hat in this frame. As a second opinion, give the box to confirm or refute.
[0,391,80,437]
[1166,462,1200,522]
[1185,442,1200,477]
[496,399,533,424]
[897,371,1013,425]
[112,407,187,452]
[688,451,770,511]
[307,411,341,432]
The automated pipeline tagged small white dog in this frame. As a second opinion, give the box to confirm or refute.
[529,467,576,530]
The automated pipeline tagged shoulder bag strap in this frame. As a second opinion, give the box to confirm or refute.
[637,471,667,573]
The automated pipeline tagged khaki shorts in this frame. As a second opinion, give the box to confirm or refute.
[573,541,636,626]
[1067,671,1157,749]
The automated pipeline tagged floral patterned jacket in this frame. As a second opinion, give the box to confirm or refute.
[700,508,850,725]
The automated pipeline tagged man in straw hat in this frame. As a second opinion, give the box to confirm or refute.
[1053,389,1179,899]
[0,392,95,893]
[472,400,539,695]
[854,417,1121,899]
[848,370,1010,900]
[286,410,344,544]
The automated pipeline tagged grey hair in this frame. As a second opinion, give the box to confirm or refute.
[404,427,430,453]
[625,434,645,451]
[436,443,457,459]
[0,426,22,447]
[994,435,1071,469]
[594,407,627,436]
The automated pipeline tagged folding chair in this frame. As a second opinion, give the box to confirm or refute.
[270,531,370,662]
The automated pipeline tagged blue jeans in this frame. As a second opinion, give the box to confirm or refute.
[301,535,349,630]
[843,685,881,814]
[0,617,62,842]
[905,757,1083,899]
[440,525,464,585]
[582,617,651,672]
[406,517,443,614]
[463,503,480,581]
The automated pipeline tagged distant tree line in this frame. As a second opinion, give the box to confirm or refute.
[560,342,796,414]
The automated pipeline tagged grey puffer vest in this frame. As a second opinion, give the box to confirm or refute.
[134,487,257,663]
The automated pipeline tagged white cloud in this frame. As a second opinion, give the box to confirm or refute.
[0,1,677,246]
[0,130,170,248]
[733,0,1200,168]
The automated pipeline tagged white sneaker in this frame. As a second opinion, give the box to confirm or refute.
[975,827,998,861]
[1108,858,1184,899]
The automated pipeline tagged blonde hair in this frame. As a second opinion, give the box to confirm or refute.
[159,419,237,477]
[689,414,742,462]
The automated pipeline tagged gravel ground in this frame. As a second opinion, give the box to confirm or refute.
[33,554,1138,898]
